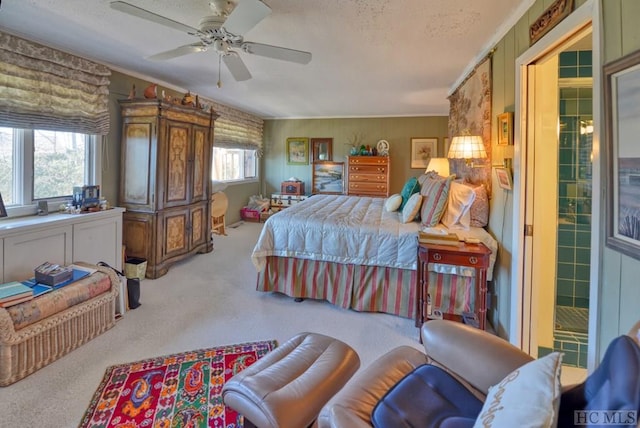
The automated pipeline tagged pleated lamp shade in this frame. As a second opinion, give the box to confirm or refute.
[447,135,487,165]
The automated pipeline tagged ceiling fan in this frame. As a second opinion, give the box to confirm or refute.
[110,0,312,84]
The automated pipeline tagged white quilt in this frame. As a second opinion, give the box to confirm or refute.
[251,194,421,271]
[251,194,498,280]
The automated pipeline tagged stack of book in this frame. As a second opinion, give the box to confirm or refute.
[0,281,34,308]
[418,231,461,246]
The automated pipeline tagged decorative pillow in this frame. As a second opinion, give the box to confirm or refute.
[401,193,422,223]
[468,182,489,227]
[473,352,563,428]
[417,173,430,187]
[384,194,403,212]
[399,177,421,210]
[420,174,454,227]
[441,181,476,230]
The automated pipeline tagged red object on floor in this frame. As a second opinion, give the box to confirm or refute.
[240,207,262,222]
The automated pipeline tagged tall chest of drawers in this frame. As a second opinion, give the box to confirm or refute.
[346,156,390,197]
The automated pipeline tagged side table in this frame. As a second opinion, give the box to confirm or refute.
[415,241,492,336]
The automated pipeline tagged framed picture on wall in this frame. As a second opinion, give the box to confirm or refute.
[311,138,333,162]
[410,137,438,169]
[312,161,344,194]
[604,48,640,260]
[286,137,309,165]
[497,112,513,145]
[495,167,513,190]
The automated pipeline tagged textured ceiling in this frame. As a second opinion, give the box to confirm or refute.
[0,0,533,119]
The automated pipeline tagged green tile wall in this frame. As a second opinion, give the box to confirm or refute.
[556,51,592,312]
[553,332,588,368]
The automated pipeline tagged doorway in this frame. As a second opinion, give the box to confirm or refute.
[511,0,602,374]
[526,30,593,371]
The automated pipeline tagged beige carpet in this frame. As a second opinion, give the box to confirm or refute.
[0,221,421,427]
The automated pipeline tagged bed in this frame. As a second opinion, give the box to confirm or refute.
[252,175,497,320]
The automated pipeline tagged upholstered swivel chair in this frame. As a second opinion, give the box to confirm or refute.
[317,320,640,428]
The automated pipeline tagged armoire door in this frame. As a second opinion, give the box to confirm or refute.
[191,125,209,203]
[161,120,192,209]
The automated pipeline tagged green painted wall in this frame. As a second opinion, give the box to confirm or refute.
[597,0,640,360]
[489,0,640,353]
[262,117,449,197]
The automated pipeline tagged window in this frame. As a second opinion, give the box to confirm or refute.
[211,147,257,182]
[0,128,15,205]
[0,127,99,215]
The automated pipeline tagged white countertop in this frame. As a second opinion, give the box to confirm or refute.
[0,207,125,236]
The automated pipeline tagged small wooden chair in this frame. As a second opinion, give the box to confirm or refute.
[211,191,228,236]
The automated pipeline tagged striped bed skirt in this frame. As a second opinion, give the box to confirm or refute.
[256,256,476,320]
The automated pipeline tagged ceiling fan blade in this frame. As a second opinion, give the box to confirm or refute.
[222,54,252,81]
[223,0,271,35]
[110,1,199,34]
[147,43,207,61]
[240,42,312,64]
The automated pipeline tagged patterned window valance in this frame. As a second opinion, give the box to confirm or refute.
[205,99,264,153]
[0,32,111,135]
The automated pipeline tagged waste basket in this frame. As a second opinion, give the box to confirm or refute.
[124,256,145,310]
[124,257,147,280]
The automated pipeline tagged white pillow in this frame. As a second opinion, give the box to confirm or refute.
[473,352,563,428]
[400,193,422,223]
[384,194,403,212]
[441,181,476,230]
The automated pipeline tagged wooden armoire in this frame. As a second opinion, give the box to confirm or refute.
[118,99,218,278]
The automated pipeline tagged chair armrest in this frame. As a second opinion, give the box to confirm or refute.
[317,346,428,428]
[421,320,533,395]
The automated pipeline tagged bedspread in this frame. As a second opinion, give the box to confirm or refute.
[252,194,421,272]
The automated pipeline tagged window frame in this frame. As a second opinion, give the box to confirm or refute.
[211,147,259,185]
[2,128,101,218]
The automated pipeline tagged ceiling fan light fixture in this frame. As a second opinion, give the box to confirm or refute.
[213,39,229,53]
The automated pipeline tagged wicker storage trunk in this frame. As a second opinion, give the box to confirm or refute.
[0,264,119,386]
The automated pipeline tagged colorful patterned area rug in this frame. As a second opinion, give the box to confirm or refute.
[80,340,277,428]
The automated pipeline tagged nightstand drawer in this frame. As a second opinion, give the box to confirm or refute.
[425,251,486,266]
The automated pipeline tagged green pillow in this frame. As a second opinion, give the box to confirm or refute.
[399,177,420,210]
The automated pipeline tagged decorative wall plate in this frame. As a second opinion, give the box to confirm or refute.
[376,139,390,156]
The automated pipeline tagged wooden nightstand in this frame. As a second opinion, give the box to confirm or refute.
[415,241,492,335]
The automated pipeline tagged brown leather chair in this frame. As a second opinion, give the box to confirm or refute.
[317,320,531,427]
[317,320,640,428]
